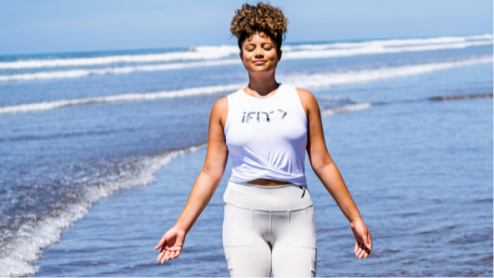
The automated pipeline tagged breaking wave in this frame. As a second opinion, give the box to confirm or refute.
[321,103,373,117]
[0,34,490,83]
[0,45,239,69]
[0,56,491,115]
[0,84,243,114]
[0,59,240,82]
[0,145,205,277]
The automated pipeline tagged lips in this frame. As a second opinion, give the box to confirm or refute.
[253,60,266,65]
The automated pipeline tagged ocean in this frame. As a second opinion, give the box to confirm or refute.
[0,34,492,276]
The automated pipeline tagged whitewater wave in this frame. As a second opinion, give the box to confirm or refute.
[0,145,205,277]
[0,34,490,73]
[0,84,243,114]
[283,34,492,51]
[0,56,491,115]
[285,56,493,89]
[283,40,492,60]
[0,59,240,83]
[1,38,490,83]
[0,45,239,69]
[321,103,372,117]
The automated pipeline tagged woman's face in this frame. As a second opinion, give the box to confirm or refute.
[240,32,282,75]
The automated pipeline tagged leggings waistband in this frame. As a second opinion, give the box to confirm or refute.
[224,180,313,212]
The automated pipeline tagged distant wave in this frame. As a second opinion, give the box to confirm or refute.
[0,56,491,115]
[284,56,493,89]
[0,84,243,114]
[429,93,493,101]
[0,145,205,277]
[0,45,239,69]
[283,40,492,60]
[0,34,490,73]
[321,103,372,117]
[0,59,240,83]
[283,34,492,51]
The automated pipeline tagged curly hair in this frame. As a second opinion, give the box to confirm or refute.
[230,2,288,51]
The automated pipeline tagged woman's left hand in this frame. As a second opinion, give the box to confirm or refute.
[350,218,372,259]
[155,226,186,264]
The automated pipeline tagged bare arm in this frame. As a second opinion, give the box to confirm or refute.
[155,97,229,263]
[298,88,372,259]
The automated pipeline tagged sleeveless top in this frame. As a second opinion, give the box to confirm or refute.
[224,83,308,186]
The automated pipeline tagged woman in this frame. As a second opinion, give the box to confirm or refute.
[155,2,372,277]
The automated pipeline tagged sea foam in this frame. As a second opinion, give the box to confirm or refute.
[0,45,239,69]
[0,84,243,114]
[0,34,490,83]
[284,56,493,89]
[0,56,491,115]
[0,34,490,70]
[0,59,240,82]
[0,145,205,277]
[321,103,373,117]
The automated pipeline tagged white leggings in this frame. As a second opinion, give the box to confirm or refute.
[223,181,317,277]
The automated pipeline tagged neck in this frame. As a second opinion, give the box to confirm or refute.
[246,73,279,96]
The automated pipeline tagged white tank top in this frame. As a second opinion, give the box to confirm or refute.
[224,83,308,186]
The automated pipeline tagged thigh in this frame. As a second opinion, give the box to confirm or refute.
[271,207,317,277]
[224,241,272,277]
[271,247,317,277]
[223,204,272,277]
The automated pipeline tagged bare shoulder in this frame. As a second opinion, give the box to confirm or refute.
[211,97,229,126]
[212,96,228,112]
[296,87,319,112]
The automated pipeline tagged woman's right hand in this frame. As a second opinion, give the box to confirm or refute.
[155,226,187,264]
[350,218,372,259]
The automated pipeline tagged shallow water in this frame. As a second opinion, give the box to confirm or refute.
[37,81,493,276]
[0,35,492,276]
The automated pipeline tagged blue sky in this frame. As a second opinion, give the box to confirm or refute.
[0,0,492,55]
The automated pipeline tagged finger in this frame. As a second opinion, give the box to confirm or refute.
[167,249,177,261]
[159,249,170,263]
[354,242,358,255]
[364,247,370,259]
[362,244,370,259]
[363,250,369,259]
[366,231,373,251]
[157,250,165,262]
[357,246,365,259]
[155,236,167,250]
[161,251,170,264]
[161,251,171,264]
[165,250,172,262]
[360,243,369,258]
[359,248,366,259]
[358,247,364,259]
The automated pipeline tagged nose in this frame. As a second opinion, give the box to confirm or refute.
[254,47,264,58]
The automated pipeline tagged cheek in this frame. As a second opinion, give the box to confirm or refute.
[241,51,251,61]
[267,50,279,60]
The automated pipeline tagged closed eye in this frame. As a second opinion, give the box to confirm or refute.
[262,44,273,50]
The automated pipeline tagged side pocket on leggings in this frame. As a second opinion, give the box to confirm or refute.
[310,257,317,277]
[307,205,317,238]
[289,205,317,248]
[225,256,234,277]
[223,203,237,235]
[223,203,253,246]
